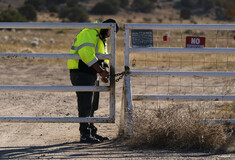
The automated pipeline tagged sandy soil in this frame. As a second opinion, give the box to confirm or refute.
[0,59,234,159]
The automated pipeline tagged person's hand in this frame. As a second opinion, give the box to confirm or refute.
[99,70,109,83]
[102,61,109,68]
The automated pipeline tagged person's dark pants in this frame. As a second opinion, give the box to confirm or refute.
[70,70,98,136]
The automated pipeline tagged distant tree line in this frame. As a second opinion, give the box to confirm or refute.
[180,0,235,20]
[0,0,234,22]
[0,3,37,22]
[91,0,158,14]
[0,0,158,22]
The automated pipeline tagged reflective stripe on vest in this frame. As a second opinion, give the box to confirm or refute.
[70,30,100,54]
[68,28,106,70]
[71,43,95,51]
[95,32,99,53]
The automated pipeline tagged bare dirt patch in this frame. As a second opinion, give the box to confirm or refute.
[0,59,234,159]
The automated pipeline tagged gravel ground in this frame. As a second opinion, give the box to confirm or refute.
[0,60,234,159]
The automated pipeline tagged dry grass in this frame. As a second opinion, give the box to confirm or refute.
[1,25,234,69]
[124,106,233,152]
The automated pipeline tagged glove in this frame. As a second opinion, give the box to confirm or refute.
[99,60,109,68]
[99,70,109,83]
[102,61,109,68]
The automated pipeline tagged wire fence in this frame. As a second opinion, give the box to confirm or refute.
[124,25,235,127]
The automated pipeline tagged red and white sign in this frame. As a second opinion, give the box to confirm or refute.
[186,36,206,48]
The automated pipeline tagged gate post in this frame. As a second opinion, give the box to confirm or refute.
[109,23,116,122]
[120,26,133,137]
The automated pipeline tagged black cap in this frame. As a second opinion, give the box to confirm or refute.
[102,19,119,33]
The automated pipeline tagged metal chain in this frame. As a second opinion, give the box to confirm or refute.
[112,70,129,82]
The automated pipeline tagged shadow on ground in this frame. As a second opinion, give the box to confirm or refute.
[0,140,234,159]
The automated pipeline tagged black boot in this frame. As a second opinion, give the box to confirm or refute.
[93,134,109,142]
[80,134,101,143]
[90,124,109,142]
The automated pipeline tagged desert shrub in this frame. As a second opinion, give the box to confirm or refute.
[215,0,235,20]
[181,0,198,8]
[131,0,154,13]
[24,0,46,11]
[90,0,119,15]
[180,8,191,19]
[119,0,129,8]
[48,5,59,13]
[56,29,67,34]
[184,30,193,34]
[18,4,37,21]
[126,19,132,23]
[143,17,151,23]
[201,0,215,11]
[0,8,27,22]
[225,5,235,20]
[220,0,235,8]
[66,0,78,8]
[156,18,162,23]
[46,0,66,5]
[125,107,228,152]
[59,6,89,22]
[25,0,66,11]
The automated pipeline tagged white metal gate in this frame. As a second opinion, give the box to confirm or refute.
[122,24,235,136]
[0,22,116,123]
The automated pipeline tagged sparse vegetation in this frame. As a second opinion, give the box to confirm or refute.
[0,0,235,22]
[143,17,152,23]
[119,0,129,8]
[126,19,132,23]
[225,5,235,20]
[59,6,89,22]
[200,0,215,11]
[131,0,155,13]
[181,0,198,8]
[0,8,27,22]
[24,0,47,11]
[56,29,67,34]
[24,0,66,11]
[18,4,37,21]
[180,8,191,19]
[90,0,120,15]
[125,107,229,152]
[180,0,235,20]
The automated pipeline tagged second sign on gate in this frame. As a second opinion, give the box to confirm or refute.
[186,36,206,48]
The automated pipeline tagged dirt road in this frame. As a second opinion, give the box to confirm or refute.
[0,60,234,159]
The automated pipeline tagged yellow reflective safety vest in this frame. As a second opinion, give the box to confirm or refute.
[67,23,108,70]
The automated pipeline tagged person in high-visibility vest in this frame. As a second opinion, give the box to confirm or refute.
[68,19,119,143]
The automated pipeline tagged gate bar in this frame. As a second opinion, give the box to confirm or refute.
[131,71,235,77]
[0,22,112,29]
[133,95,235,101]
[202,119,235,124]
[130,47,235,54]
[0,53,111,60]
[0,86,110,92]
[126,24,235,30]
[0,117,114,123]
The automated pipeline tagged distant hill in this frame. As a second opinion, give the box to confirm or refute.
[0,0,234,24]
[0,0,24,9]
